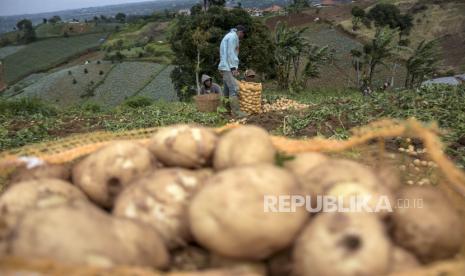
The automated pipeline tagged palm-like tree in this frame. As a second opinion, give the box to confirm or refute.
[405,40,440,88]
[361,27,398,88]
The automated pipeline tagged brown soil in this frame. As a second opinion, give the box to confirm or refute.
[440,31,465,70]
[246,111,287,132]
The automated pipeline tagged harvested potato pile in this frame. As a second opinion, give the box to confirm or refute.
[1,124,464,275]
[262,98,310,112]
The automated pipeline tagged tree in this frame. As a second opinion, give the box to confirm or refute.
[42,18,48,24]
[16,19,32,31]
[191,4,203,15]
[170,6,275,100]
[115,13,126,22]
[351,6,365,30]
[358,27,397,89]
[405,40,440,88]
[192,28,211,94]
[274,22,330,90]
[366,3,413,37]
[16,19,36,43]
[48,15,62,24]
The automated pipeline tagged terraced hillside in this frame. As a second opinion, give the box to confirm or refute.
[2,33,108,84]
[3,61,177,107]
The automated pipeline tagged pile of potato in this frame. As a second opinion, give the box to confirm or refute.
[262,98,310,112]
[238,81,262,114]
[1,124,464,275]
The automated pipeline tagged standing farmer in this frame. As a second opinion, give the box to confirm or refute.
[218,25,247,117]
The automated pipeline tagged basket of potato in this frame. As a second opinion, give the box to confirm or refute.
[1,124,465,276]
[237,81,262,114]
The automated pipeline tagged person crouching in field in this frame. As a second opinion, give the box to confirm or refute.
[218,25,247,117]
[199,74,222,95]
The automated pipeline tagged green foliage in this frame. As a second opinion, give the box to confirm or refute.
[48,16,62,24]
[170,6,275,100]
[124,96,154,108]
[115,13,127,23]
[366,3,413,36]
[405,39,441,88]
[0,98,56,116]
[274,22,331,91]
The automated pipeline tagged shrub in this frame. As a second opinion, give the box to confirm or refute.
[97,60,101,64]
[68,70,72,75]
[0,97,56,116]
[81,102,102,112]
[99,70,104,75]
[124,96,154,108]
[84,68,88,74]
[72,78,77,84]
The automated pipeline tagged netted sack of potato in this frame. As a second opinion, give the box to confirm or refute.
[213,126,276,170]
[8,163,71,187]
[2,201,169,269]
[73,141,157,209]
[114,168,212,249]
[293,212,392,276]
[392,186,464,263]
[189,164,307,260]
[297,159,394,218]
[148,125,218,169]
[238,81,262,114]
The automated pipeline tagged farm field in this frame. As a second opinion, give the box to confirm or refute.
[35,22,121,38]
[2,61,177,107]
[0,45,25,59]
[2,32,108,84]
[92,62,172,106]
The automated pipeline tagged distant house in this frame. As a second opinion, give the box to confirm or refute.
[264,5,284,13]
[245,8,263,17]
[177,9,191,16]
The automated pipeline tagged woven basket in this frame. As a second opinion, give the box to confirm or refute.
[194,94,220,113]
[0,119,465,275]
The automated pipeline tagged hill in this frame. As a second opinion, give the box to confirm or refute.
[339,0,465,72]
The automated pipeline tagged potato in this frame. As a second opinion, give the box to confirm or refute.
[8,164,71,186]
[73,141,156,208]
[390,246,420,273]
[293,212,391,276]
[171,245,210,271]
[326,182,394,218]
[298,159,382,199]
[267,249,293,276]
[392,186,464,263]
[113,168,211,249]
[3,201,169,268]
[284,152,328,178]
[213,126,276,170]
[148,125,218,169]
[377,165,402,192]
[0,179,86,217]
[189,164,307,260]
[209,254,267,275]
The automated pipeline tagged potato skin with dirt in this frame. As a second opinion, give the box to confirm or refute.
[8,164,71,186]
[114,168,211,249]
[72,141,156,208]
[392,186,464,263]
[189,164,307,260]
[4,201,169,268]
[148,125,218,168]
[213,126,276,170]
[293,212,391,276]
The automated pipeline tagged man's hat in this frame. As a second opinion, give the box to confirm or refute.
[245,69,256,77]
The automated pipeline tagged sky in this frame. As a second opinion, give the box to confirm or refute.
[0,0,159,16]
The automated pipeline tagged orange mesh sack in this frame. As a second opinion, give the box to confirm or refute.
[0,119,464,276]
